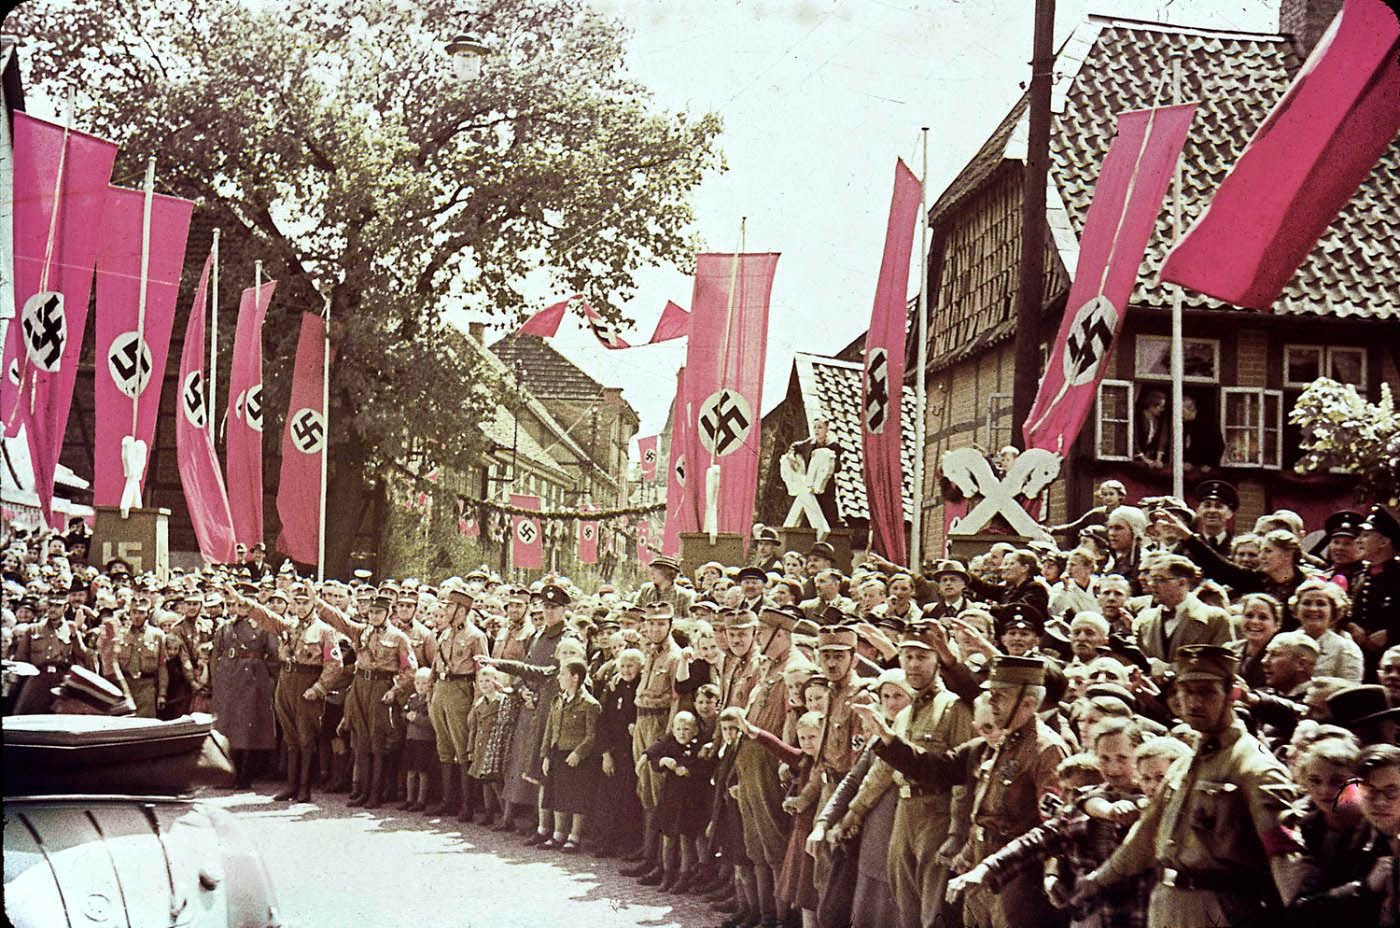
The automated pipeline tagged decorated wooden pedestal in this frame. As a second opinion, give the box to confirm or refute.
[946,532,1031,563]
[679,532,748,574]
[89,506,170,578]
[780,527,852,573]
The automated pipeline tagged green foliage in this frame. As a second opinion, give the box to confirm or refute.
[1289,378,1400,505]
[14,0,722,568]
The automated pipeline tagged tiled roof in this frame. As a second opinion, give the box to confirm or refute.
[929,14,1399,337]
[792,353,917,522]
[488,334,609,402]
[480,404,571,484]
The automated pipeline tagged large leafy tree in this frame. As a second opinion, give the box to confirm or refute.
[15,0,722,573]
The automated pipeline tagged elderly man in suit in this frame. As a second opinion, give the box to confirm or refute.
[1133,553,1234,678]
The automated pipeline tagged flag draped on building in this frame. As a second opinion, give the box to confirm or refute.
[661,366,691,557]
[276,312,332,565]
[681,253,780,537]
[4,113,118,522]
[175,249,236,564]
[647,301,690,344]
[577,509,598,564]
[1023,103,1197,453]
[861,159,921,565]
[510,494,543,569]
[636,518,653,565]
[517,296,572,337]
[225,279,275,546]
[637,434,660,481]
[92,185,194,507]
[1160,0,1400,310]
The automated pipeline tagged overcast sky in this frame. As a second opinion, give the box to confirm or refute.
[502,0,1279,451]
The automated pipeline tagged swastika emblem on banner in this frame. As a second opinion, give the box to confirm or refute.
[674,454,686,487]
[182,371,207,428]
[697,389,752,457]
[516,518,539,545]
[643,447,658,466]
[107,331,154,398]
[245,384,263,433]
[588,314,625,348]
[290,407,327,454]
[21,291,66,372]
[582,524,595,540]
[863,347,890,434]
[1062,296,1119,386]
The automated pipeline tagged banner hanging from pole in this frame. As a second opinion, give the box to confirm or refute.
[1023,103,1197,454]
[861,159,921,566]
[1160,0,1400,310]
[5,113,118,523]
[637,434,659,482]
[92,184,194,507]
[636,518,652,565]
[661,366,691,557]
[681,252,780,538]
[510,494,543,570]
[276,312,333,566]
[225,279,275,546]
[578,505,598,565]
[175,249,237,564]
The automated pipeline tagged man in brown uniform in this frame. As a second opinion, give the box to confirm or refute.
[233,580,345,803]
[825,621,972,928]
[102,597,168,718]
[1073,645,1307,928]
[718,608,762,711]
[428,577,489,819]
[315,588,417,808]
[163,590,210,718]
[807,625,875,889]
[11,592,92,713]
[621,600,684,880]
[861,654,1070,928]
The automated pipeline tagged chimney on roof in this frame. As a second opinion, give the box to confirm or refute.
[599,387,623,406]
[468,321,485,343]
[1279,0,1344,56]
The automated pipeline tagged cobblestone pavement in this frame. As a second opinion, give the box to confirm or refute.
[209,788,717,928]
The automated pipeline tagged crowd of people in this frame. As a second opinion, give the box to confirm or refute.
[3,477,1400,928]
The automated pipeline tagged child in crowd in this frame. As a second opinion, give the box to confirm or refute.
[465,667,506,824]
[401,667,436,811]
[707,707,755,916]
[540,659,600,852]
[594,647,644,858]
[644,710,717,892]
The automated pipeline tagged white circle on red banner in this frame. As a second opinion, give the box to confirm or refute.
[21,291,66,372]
[182,370,207,428]
[106,331,154,398]
[697,388,752,458]
[289,407,327,454]
[516,517,540,545]
[1061,295,1119,386]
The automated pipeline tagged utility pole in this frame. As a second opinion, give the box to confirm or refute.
[1011,0,1056,441]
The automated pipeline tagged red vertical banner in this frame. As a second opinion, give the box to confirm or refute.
[578,505,599,565]
[5,114,118,523]
[636,518,653,565]
[661,366,691,557]
[637,434,659,481]
[510,494,543,570]
[175,250,236,564]
[275,313,332,566]
[225,280,275,546]
[1023,103,1197,454]
[861,160,921,565]
[1161,0,1400,309]
[682,253,780,536]
[92,185,195,507]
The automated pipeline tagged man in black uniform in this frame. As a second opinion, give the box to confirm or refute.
[1351,504,1400,675]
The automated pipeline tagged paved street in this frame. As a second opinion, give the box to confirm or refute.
[209,790,714,928]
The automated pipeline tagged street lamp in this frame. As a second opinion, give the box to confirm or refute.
[446,32,488,81]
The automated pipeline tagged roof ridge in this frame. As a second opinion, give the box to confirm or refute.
[1084,12,1286,42]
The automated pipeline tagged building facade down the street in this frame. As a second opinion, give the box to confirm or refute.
[915,6,1400,557]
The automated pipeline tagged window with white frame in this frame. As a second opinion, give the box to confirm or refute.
[1284,344,1367,389]
[1096,380,1133,461]
[986,392,1013,452]
[1135,335,1220,382]
[1221,388,1283,468]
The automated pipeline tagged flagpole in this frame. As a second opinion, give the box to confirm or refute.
[208,228,220,439]
[910,127,930,569]
[318,292,331,583]
[1169,60,1185,500]
[133,156,155,437]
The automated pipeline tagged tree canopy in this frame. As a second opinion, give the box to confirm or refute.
[14,0,723,570]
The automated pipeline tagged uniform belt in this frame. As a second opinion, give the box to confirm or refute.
[636,706,670,716]
[437,671,475,681]
[899,784,940,799]
[356,668,397,681]
[1157,867,1249,893]
[973,824,1012,845]
[228,648,265,660]
[283,661,322,673]
[39,660,71,674]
